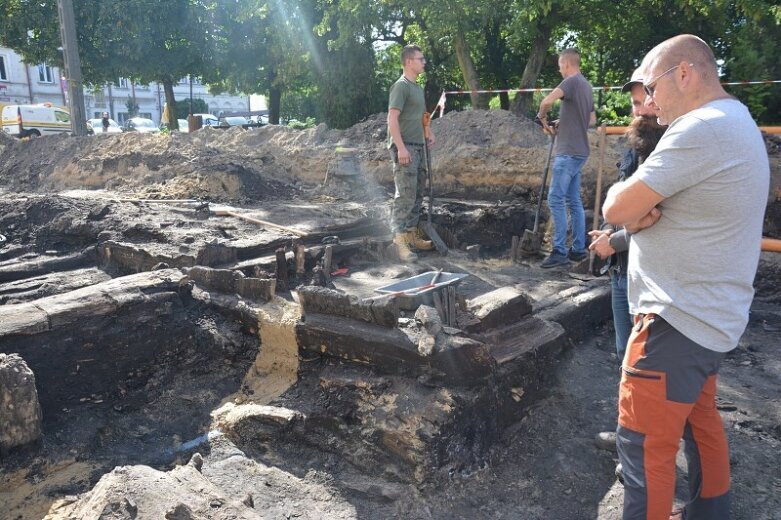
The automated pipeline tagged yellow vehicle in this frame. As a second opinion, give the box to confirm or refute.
[1,103,71,138]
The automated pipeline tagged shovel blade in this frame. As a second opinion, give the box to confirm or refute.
[422,221,448,255]
[519,229,542,256]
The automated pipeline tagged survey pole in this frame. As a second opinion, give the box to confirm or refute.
[56,0,87,135]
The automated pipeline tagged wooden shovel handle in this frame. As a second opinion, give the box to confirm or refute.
[214,210,309,237]
[762,238,781,252]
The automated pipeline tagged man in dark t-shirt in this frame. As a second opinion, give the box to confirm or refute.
[536,48,595,268]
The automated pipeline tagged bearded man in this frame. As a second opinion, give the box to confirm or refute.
[590,69,667,363]
[589,68,667,474]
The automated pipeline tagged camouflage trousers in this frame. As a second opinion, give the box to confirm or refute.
[389,143,427,233]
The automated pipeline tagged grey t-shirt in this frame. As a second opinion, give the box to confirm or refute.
[555,73,593,157]
[628,98,770,352]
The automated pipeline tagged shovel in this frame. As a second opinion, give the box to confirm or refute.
[421,112,449,255]
[520,130,557,257]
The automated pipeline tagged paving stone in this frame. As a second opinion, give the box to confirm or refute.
[466,286,533,332]
[0,303,50,337]
[0,353,43,453]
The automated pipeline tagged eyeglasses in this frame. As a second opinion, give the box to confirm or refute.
[643,63,693,97]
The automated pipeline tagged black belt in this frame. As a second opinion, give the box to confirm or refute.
[404,142,425,147]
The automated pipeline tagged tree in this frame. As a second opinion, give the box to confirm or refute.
[175,98,209,119]
[125,96,139,117]
[0,0,218,131]
[205,0,312,125]
[95,0,217,131]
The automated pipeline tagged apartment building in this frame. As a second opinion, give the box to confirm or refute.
[0,46,250,124]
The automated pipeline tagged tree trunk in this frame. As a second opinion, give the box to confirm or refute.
[269,86,281,125]
[499,92,510,110]
[162,80,178,131]
[421,23,447,110]
[484,14,510,110]
[511,24,552,118]
[453,30,488,110]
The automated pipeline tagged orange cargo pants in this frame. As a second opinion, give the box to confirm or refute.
[617,314,731,520]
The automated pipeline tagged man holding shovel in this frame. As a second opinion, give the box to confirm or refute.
[536,48,596,268]
[387,44,436,262]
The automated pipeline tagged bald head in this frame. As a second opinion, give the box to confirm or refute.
[639,34,729,124]
[643,34,718,83]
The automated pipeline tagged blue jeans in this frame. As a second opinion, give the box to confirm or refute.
[547,154,587,255]
[611,270,632,362]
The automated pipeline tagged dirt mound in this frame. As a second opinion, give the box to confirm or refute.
[0,111,570,203]
[0,111,778,227]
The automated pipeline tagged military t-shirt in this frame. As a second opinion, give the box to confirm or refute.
[388,76,426,146]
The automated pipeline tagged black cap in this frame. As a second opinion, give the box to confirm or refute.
[621,68,644,93]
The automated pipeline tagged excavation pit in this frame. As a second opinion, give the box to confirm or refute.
[1,112,779,519]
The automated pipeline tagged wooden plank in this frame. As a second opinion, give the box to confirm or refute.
[213,209,309,237]
[447,286,457,327]
[275,248,289,291]
[323,245,334,284]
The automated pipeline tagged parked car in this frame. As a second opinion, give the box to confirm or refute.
[87,118,122,135]
[1,103,71,138]
[194,113,219,127]
[219,116,249,128]
[122,117,160,133]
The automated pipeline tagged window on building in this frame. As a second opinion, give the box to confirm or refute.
[38,64,54,83]
[117,112,129,124]
[139,112,152,120]
[94,90,106,106]
[0,56,8,81]
[116,77,129,88]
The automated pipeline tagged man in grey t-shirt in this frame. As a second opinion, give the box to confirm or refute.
[603,35,769,520]
[536,48,595,268]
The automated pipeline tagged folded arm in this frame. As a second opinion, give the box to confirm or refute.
[603,176,665,233]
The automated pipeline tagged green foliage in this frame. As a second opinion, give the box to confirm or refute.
[280,88,319,124]
[722,6,781,124]
[175,98,209,118]
[287,117,317,130]
[596,91,633,126]
[125,96,139,117]
[1,0,780,128]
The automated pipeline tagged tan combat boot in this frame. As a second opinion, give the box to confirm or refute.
[394,233,418,262]
[407,228,433,251]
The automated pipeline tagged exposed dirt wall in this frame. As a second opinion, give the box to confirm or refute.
[0,110,778,233]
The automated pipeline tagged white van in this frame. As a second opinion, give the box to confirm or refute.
[1,103,71,138]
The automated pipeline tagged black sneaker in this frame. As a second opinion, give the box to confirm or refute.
[569,250,588,261]
[541,252,570,268]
